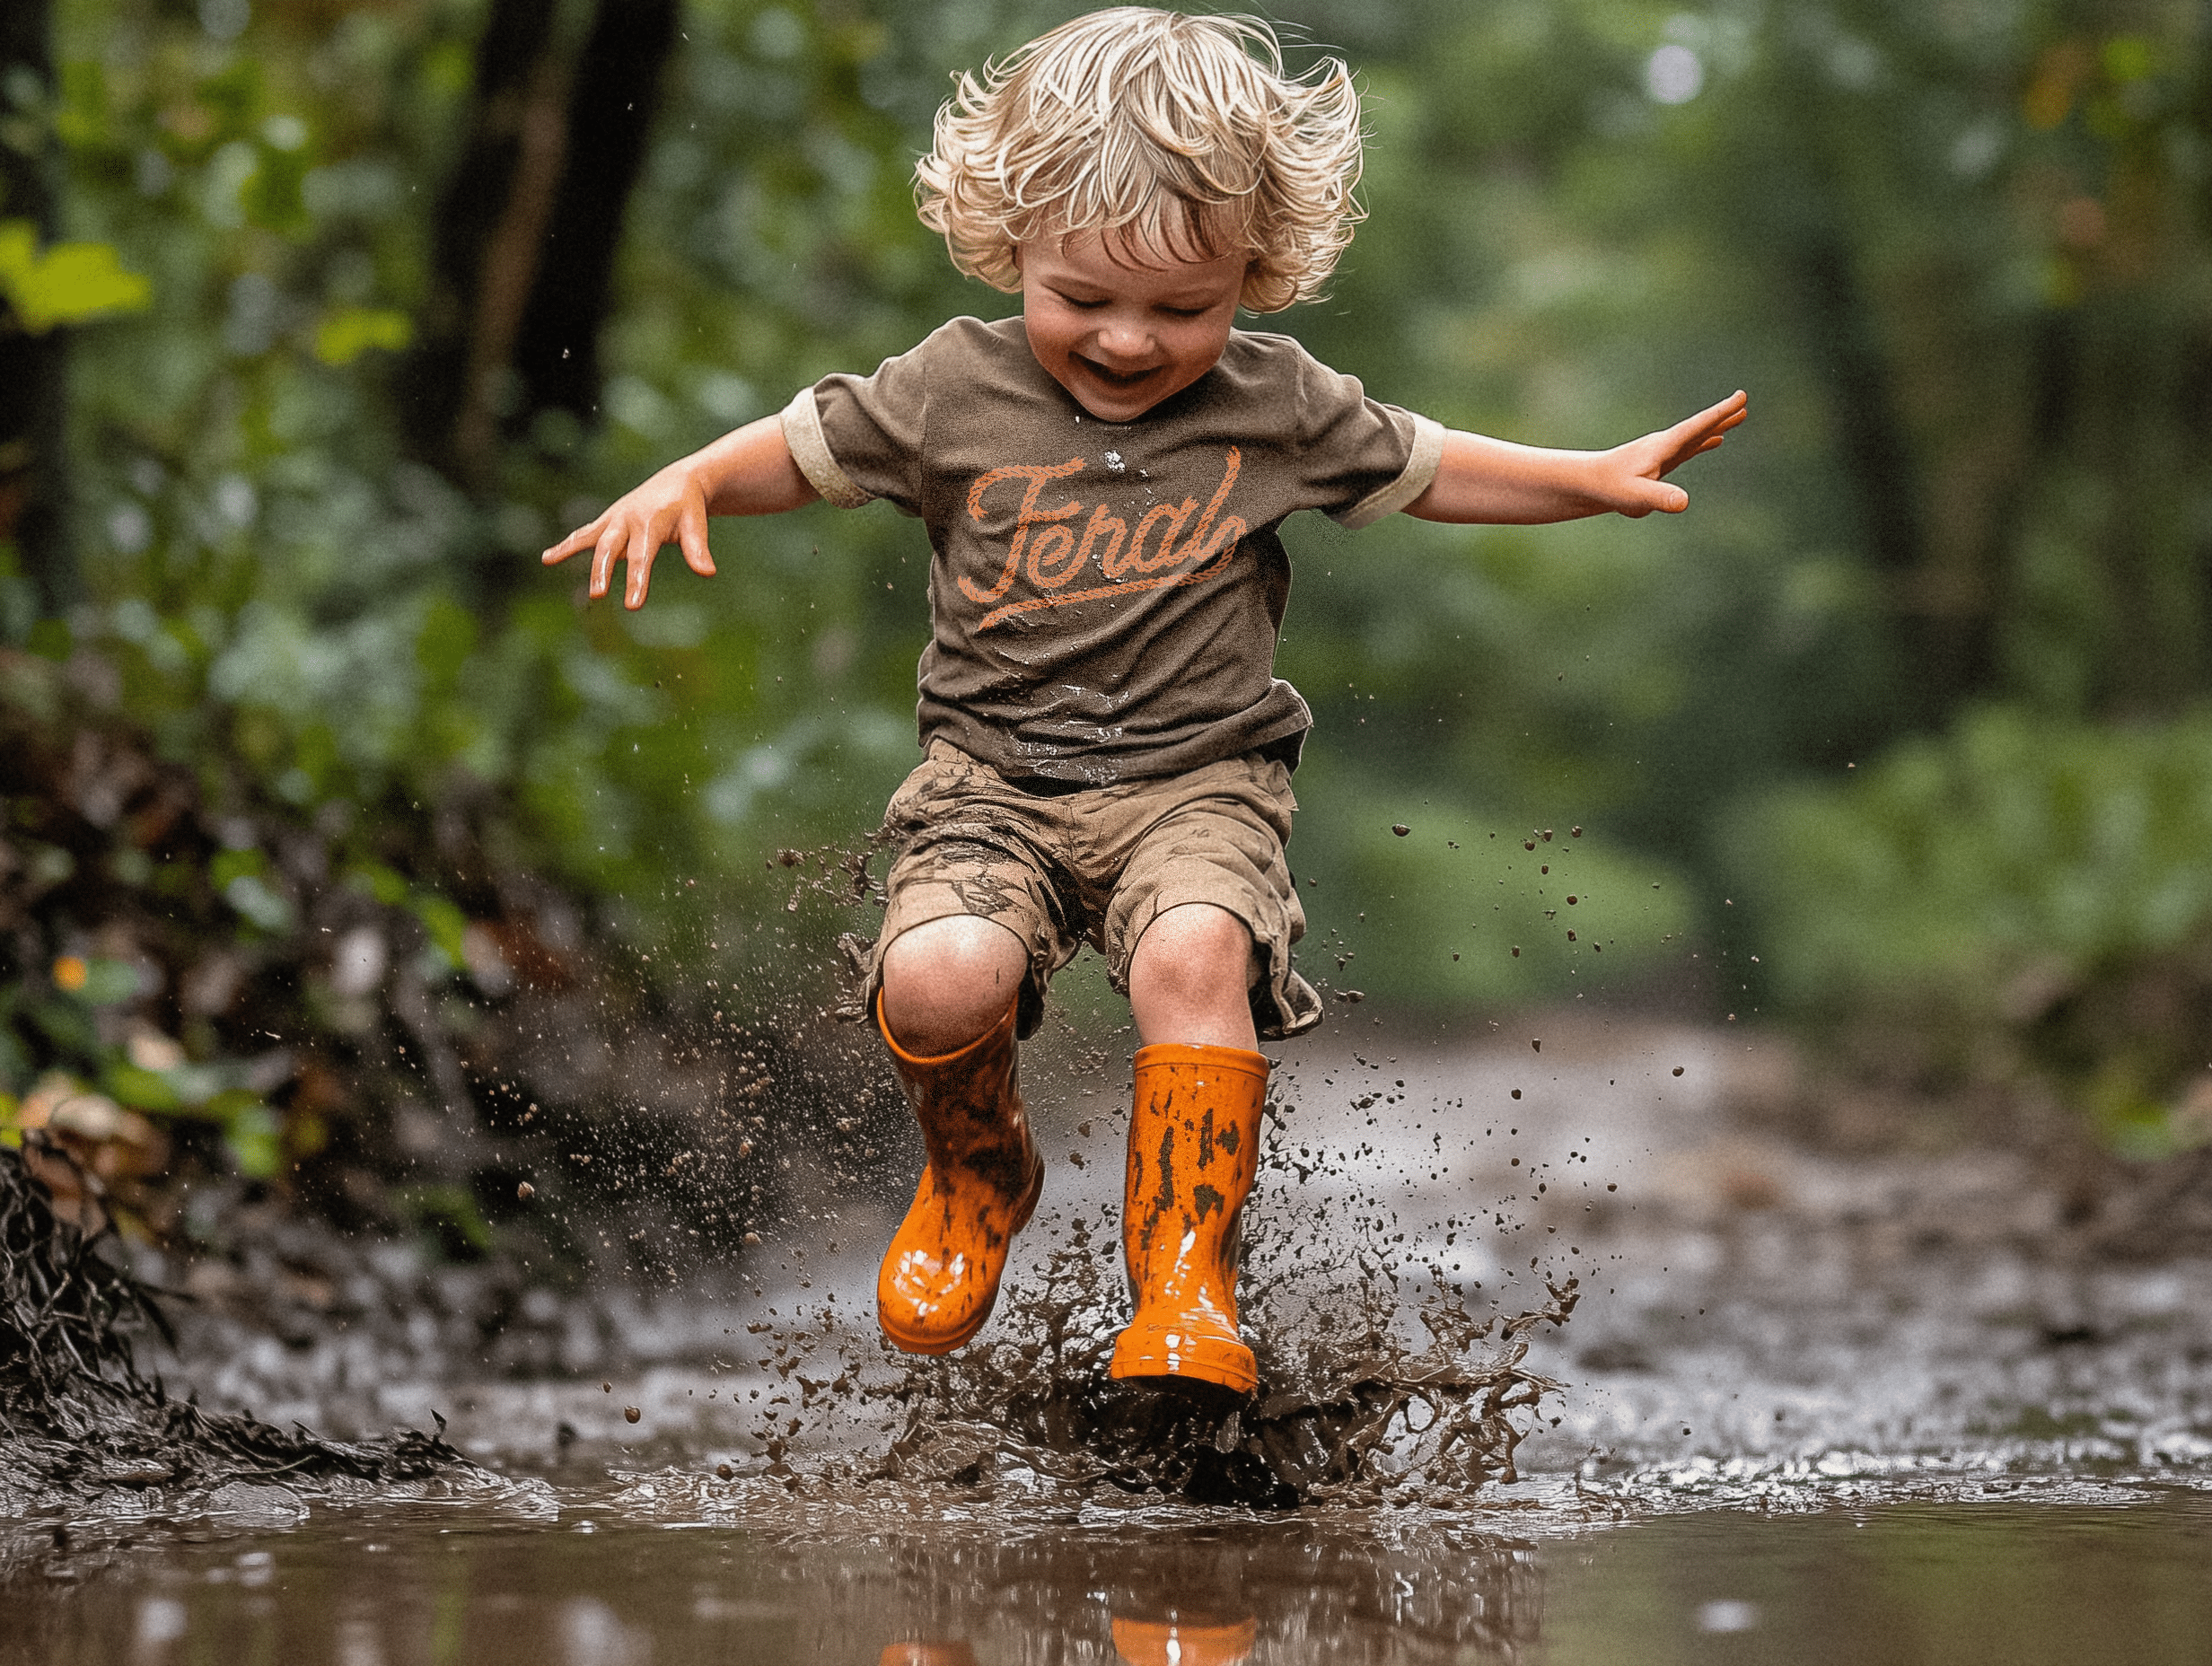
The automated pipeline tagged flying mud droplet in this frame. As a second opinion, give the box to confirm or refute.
[624,1406,641,1425]
[715,1462,733,1480]
[1337,989,1365,1004]
[1531,1039,1541,1052]
[1571,825,1583,837]
[1391,823,1410,837]
[1566,896,1577,905]
[1511,1089,1522,1100]
[744,1232,761,1245]
[515,1181,535,1201]
[1672,1065,1685,1076]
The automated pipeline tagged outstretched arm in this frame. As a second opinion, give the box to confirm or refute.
[540,414,820,609]
[1404,390,1746,525]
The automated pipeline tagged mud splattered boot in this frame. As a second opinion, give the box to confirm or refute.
[874,995,1044,1355]
[1109,1043,1268,1396]
[1110,1612,1258,1666]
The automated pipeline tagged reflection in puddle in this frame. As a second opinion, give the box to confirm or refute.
[5,1495,2212,1663]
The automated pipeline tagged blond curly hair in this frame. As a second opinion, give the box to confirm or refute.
[915,9,1365,314]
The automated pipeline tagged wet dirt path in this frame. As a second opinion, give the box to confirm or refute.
[11,1017,2212,1658]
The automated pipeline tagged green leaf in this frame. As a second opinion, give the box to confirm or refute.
[402,1183,493,1258]
[24,618,70,662]
[0,221,152,334]
[223,1103,283,1179]
[203,1087,264,1125]
[409,892,469,967]
[105,1062,183,1112]
[345,863,410,907]
[209,846,267,890]
[314,306,414,366]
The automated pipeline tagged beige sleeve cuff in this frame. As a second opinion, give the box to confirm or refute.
[1333,413,1447,530]
[778,387,873,509]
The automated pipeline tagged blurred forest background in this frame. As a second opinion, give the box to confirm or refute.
[4,0,2211,1265]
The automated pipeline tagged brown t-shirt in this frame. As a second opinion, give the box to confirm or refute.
[781,315,1444,785]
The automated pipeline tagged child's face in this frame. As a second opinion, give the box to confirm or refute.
[1018,229,1248,423]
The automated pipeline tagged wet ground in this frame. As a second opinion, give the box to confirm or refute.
[9,1013,2212,1658]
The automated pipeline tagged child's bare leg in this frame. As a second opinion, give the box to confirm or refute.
[1127,902,1261,1048]
[880,915,1029,1054]
[1112,900,1269,1396]
[871,912,1041,1355]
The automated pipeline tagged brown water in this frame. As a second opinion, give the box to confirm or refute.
[4,1489,2211,1663]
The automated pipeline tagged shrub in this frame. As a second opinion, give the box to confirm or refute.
[1728,706,2212,1157]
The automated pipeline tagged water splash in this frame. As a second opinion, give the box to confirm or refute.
[695,1213,1577,1513]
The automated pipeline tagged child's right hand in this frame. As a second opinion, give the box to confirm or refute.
[541,460,716,611]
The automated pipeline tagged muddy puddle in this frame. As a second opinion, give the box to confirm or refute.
[10,1019,2212,1658]
[6,1493,2212,1662]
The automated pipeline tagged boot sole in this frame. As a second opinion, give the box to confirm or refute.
[1108,1320,1258,1397]
[876,1146,1045,1356]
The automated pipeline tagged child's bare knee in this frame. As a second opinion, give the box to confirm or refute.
[1132,903,1259,993]
[880,916,1028,1055]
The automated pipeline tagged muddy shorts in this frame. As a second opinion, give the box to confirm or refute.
[850,741,1324,1042]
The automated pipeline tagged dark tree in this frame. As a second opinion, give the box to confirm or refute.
[0,0,74,619]
[408,0,680,522]
[514,0,681,423]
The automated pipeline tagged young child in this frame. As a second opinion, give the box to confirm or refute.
[544,8,1743,1397]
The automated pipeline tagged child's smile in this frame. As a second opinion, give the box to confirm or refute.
[1019,232,1249,423]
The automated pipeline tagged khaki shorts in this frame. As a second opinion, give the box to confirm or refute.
[852,741,1323,1042]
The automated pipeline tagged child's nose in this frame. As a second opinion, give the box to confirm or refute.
[1093,319,1153,361]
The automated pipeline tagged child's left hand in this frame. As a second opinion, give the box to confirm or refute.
[1602,390,1748,517]
[1409,389,1748,525]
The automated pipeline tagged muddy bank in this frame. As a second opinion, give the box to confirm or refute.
[0,1146,513,1519]
[0,646,898,1300]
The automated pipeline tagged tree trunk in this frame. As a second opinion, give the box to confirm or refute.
[511,0,680,424]
[408,0,680,533]
[406,0,564,488]
[0,0,75,620]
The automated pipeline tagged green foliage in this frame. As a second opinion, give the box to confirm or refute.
[312,305,410,366]
[1728,706,2212,1156]
[23,0,2212,1051]
[0,651,483,1199]
[399,1182,493,1260]
[0,220,149,331]
[1277,761,1691,1007]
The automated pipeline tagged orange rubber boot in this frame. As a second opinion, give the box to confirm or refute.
[875,994,1044,1355]
[1110,1614,1258,1666]
[1109,1043,1268,1395]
